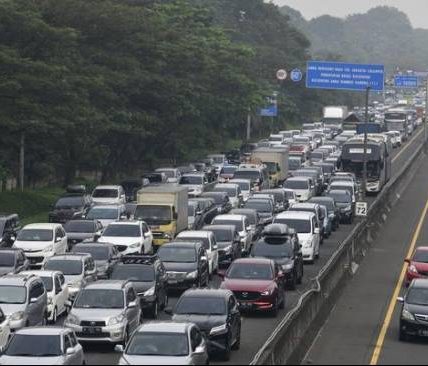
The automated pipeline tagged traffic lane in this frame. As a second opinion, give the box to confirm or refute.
[302,153,428,365]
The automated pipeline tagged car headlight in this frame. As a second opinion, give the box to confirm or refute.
[261,288,274,296]
[108,315,125,326]
[144,287,155,297]
[10,311,24,321]
[210,323,228,336]
[43,245,54,253]
[66,314,79,326]
[163,233,172,240]
[304,239,313,248]
[282,263,294,272]
[402,309,415,321]
[130,242,141,249]
[186,271,198,279]
[409,265,418,274]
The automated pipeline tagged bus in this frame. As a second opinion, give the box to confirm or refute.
[384,109,409,141]
[341,137,391,194]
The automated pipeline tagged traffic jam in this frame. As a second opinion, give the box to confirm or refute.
[0,101,424,364]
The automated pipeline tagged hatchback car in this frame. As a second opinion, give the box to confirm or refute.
[0,248,29,276]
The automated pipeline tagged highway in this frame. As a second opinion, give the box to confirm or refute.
[77,128,427,365]
[303,133,428,365]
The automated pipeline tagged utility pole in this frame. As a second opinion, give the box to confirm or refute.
[246,108,251,141]
[362,87,371,199]
[19,131,25,192]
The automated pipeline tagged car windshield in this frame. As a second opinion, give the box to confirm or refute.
[134,205,171,226]
[103,225,140,238]
[233,170,260,181]
[55,196,84,208]
[274,218,311,234]
[289,159,302,170]
[72,246,109,261]
[328,192,352,204]
[86,207,118,220]
[93,189,118,198]
[111,265,155,282]
[45,260,83,276]
[5,334,62,357]
[0,286,26,304]
[64,221,95,233]
[252,242,293,259]
[178,237,210,250]
[74,289,124,309]
[284,180,309,190]
[207,228,233,242]
[406,288,428,306]
[126,333,189,357]
[40,277,54,292]
[311,200,334,211]
[213,187,237,198]
[227,263,273,280]
[175,296,226,315]
[17,229,53,242]
[414,250,428,264]
[158,247,197,263]
[221,167,238,175]
[213,219,243,232]
[180,176,203,185]
[245,201,272,213]
[0,253,15,267]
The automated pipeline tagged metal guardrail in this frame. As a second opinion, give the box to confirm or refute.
[251,141,426,365]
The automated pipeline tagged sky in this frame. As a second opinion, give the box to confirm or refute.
[272,0,428,29]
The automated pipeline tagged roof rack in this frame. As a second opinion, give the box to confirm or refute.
[120,255,159,266]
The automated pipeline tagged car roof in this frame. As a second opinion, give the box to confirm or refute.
[137,322,192,334]
[177,231,211,239]
[73,243,116,249]
[287,177,311,182]
[213,215,245,221]
[233,258,274,265]
[229,179,251,184]
[15,327,70,336]
[203,225,236,232]
[330,181,354,187]
[276,211,315,220]
[0,274,39,286]
[161,242,200,249]
[84,280,128,290]
[94,185,122,190]
[48,254,90,261]
[106,221,140,226]
[22,223,58,230]
[182,288,232,299]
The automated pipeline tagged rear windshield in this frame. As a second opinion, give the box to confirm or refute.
[233,170,261,181]
[93,189,118,198]
[64,221,95,233]
[274,218,311,234]
[175,296,226,315]
[180,176,203,185]
[284,180,309,190]
[212,219,243,232]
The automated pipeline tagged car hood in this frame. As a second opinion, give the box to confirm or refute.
[0,267,15,276]
[1,304,25,316]
[64,275,83,285]
[297,233,312,243]
[130,281,155,295]
[406,303,428,316]
[67,233,94,241]
[217,241,234,249]
[120,355,192,365]
[162,262,197,273]
[172,314,227,332]
[13,241,52,252]
[99,237,137,246]
[92,198,120,205]
[222,278,273,292]
[0,356,64,365]
[97,219,116,228]
[70,308,124,321]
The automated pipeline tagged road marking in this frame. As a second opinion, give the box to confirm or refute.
[392,128,424,163]
[369,197,428,365]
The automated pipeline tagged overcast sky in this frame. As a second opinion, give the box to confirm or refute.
[272,0,428,29]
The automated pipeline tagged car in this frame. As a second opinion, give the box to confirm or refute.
[233,167,269,192]
[71,242,120,279]
[244,198,275,226]
[261,189,289,212]
[252,193,278,213]
[116,322,209,365]
[0,274,48,331]
[313,162,336,184]
[405,247,428,287]
[329,181,357,204]
[203,225,241,269]
[0,327,85,365]
[311,149,327,163]
[0,307,10,351]
[0,248,29,276]
[13,224,68,269]
[288,203,325,243]
[176,231,219,276]
[398,279,428,341]
[0,214,21,248]
[213,183,242,209]
[219,166,239,183]
[208,154,228,173]
[220,258,285,316]
[274,211,321,264]
[229,179,252,203]
[288,156,303,172]
[92,185,126,206]
[48,188,93,224]
[298,167,325,195]
[64,219,104,248]
[284,189,297,206]
[83,204,128,228]
[309,197,340,231]
[21,270,69,324]
[43,254,97,302]
[201,192,232,215]
[252,224,304,290]
[283,177,315,202]
[211,215,253,255]
[157,242,210,290]
[189,198,219,226]
[170,289,241,361]
[110,255,168,319]
[326,190,354,224]
[98,220,153,256]
[188,201,205,230]
[155,168,182,184]
[179,173,209,198]
[65,280,142,345]
[230,208,263,241]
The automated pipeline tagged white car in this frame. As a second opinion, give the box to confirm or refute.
[0,308,10,351]
[269,134,285,146]
[155,168,181,184]
[92,185,126,206]
[179,173,208,198]
[98,221,153,256]
[13,224,68,269]
[213,183,242,209]
[21,270,69,324]
[274,211,320,263]
[284,189,297,206]
[283,177,315,202]
[211,214,252,254]
[84,204,127,228]
[176,231,219,276]
[229,179,252,203]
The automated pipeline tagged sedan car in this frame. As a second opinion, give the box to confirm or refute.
[405,247,428,287]
[326,190,354,224]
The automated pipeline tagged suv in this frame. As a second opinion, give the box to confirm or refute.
[179,173,209,198]
[0,214,21,248]
[0,274,48,330]
[65,280,142,345]
[49,187,92,224]
[0,248,29,276]
[110,256,168,319]
[92,185,126,206]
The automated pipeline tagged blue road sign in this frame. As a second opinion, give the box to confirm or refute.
[306,61,385,92]
[394,75,419,88]
[291,69,303,82]
[260,105,278,117]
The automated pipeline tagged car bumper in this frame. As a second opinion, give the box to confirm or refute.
[400,319,428,337]
[67,324,127,343]
[237,299,275,312]
[207,333,230,353]
[166,278,198,290]
[9,318,26,331]
[139,296,157,311]
[302,247,315,262]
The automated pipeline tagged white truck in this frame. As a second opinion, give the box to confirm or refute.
[323,106,349,134]
[251,148,289,187]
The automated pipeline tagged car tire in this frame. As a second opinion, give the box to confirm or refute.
[399,330,410,342]
[232,326,241,351]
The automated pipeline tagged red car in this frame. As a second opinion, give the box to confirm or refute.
[220,258,285,316]
[405,247,428,286]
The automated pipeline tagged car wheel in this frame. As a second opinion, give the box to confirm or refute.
[232,326,241,351]
[399,330,410,342]
[162,293,168,310]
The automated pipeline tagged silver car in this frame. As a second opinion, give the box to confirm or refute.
[117,322,209,365]
[0,327,85,365]
[65,280,141,345]
[0,274,47,331]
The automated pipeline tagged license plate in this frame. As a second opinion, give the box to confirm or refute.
[420,330,428,337]
[83,327,102,335]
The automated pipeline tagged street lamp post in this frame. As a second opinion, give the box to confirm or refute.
[362,87,371,199]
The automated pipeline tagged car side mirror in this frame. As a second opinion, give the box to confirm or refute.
[128,301,137,309]
[66,348,76,356]
[114,345,124,353]
[30,297,38,304]
[165,307,173,316]
[194,345,206,355]
[397,297,404,303]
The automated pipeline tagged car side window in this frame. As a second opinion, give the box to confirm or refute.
[126,288,137,305]
[55,276,61,293]
[29,282,44,300]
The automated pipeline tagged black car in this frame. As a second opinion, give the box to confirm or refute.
[72,242,120,279]
[201,192,232,215]
[190,198,219,226]
[157,242,210,290]
[0,248,29,276]
[244,198,274,225]
[203,225,241,268]
[309,196,340,231]
[0,214,21,248]
[48,187,92,224]
[252,224,304,290]
[188,201,205,230]
[170,289,241,361]
[121,178,144,202]
[398,279,428,341]
[326,190,354,224]
[109,255,168,319]
[64,220,104,248]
